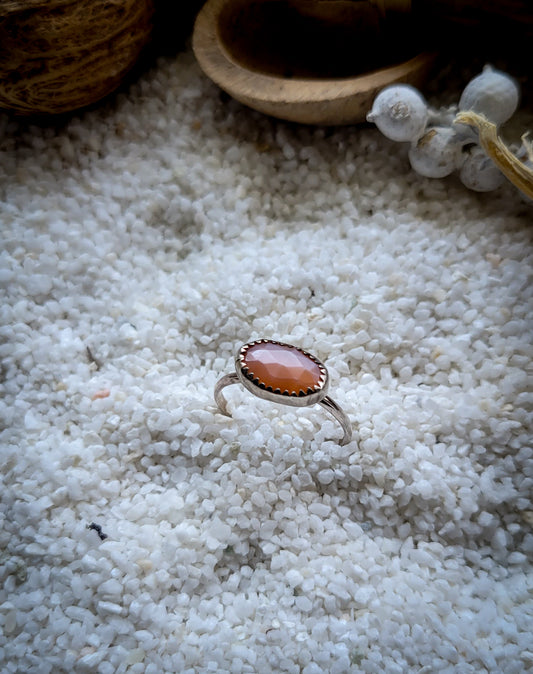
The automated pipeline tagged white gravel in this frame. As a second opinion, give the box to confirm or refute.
[0,48,532,673]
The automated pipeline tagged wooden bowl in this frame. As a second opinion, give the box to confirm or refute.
[192,0,436,125]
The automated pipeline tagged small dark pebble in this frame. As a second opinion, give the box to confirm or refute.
[87,522,108,540]
[86,345,102,370]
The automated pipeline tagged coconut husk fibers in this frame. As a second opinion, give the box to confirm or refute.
[0,0,155,115]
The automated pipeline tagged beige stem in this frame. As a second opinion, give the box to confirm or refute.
[454,110,533,200]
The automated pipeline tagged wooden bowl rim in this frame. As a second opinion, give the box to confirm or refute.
[192,0,435,106]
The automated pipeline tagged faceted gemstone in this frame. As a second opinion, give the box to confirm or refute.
[241,341,323,396]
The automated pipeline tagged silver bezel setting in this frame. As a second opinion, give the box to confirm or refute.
[235,339,329,408]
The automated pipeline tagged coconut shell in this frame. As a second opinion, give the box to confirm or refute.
[0,0,155,115]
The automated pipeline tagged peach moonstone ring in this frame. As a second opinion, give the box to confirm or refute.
[214,339,352,445]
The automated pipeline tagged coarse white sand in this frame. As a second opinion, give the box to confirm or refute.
[0,46,532,673]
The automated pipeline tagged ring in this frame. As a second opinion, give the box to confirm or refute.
[214,339,352,445]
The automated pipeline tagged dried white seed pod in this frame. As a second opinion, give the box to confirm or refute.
[408,126,462,178]
[459,65,520,126]
[367,85,428,142]
[459,145,504,192]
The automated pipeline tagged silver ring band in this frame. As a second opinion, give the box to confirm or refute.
[214,340,352,446]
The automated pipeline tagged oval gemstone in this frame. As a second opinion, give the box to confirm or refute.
[240,341,324,396]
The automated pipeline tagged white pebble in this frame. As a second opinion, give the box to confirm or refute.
[317,469,335,485]
[97,601,124,615]
[295,596,313,612]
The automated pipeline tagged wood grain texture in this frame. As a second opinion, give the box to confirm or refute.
[192,0,435,125]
